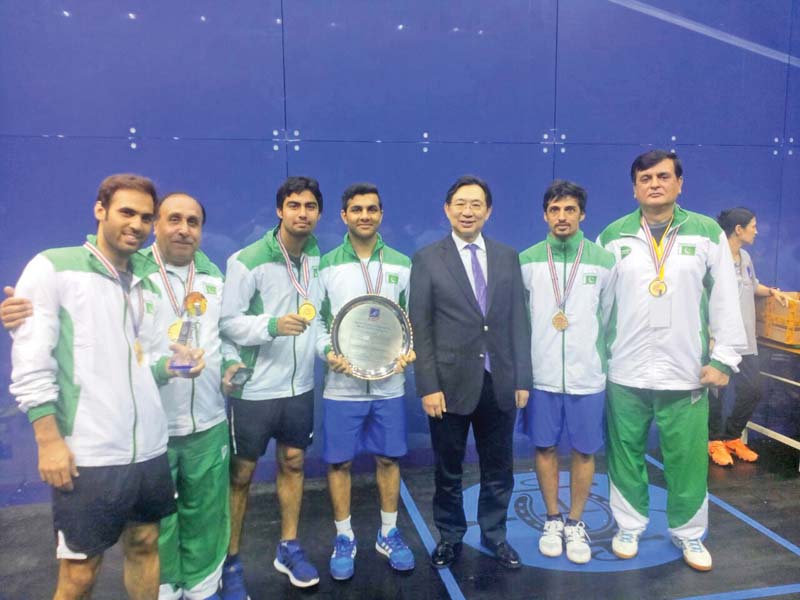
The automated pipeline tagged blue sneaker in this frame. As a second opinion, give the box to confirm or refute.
[220,556,250,600]
[273,540,320,588]
[375,528,415,571]
[329,534,357,580]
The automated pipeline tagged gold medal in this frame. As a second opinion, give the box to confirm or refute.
[552,311,569,331]
[184,291,207,317]
[298,301,316,321]
[648,279,668,297]
[168,319,183,341]
[134,338,145,366]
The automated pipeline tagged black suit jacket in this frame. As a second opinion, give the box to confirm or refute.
[409,234,532,415]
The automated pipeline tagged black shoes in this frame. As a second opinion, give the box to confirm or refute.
[431,537,521,570]
[430,540,462,569]
[481,536,521,570]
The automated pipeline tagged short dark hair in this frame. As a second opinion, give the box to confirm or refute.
[445,175,492,208]
[276,176,323,213]
[717,207,755,237]
[96,174,158,211]
[630,149,683,183]
[341,182,381,211]
[159,191,207,225]
[542,179,587,212]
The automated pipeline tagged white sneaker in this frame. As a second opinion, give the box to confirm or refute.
[672,536,713,571]
[538,518,564,557]
[564,521,591,564]
[612,529,640,559]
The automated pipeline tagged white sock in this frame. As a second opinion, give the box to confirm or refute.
[335,516,354,540]
[380,510,398,537]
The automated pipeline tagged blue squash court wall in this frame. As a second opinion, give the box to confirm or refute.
[1,0,799,499]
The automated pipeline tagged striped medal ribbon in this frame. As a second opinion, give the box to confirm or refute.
[359,249,384,295]
[83,241,145,364]
[546,239,584,331]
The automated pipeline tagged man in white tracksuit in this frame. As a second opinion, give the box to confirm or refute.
[9,174,184,599]
[4,192,236,600]
[142,193,241,600]
[596,150,746,572]
[219,176,324,594]
[317,183,416,580]
[518,180,615,565]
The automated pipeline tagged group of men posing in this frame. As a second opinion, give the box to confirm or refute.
[5,148,747,599]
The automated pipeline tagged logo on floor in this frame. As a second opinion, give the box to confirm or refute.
[461,472,683,572]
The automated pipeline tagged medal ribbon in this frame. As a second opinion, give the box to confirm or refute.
[152,243,195,317]
[359,249,384,295]
[546,239,584,310]
[640,215,680,281]
[275,230,311,299]
[83,241,144,340]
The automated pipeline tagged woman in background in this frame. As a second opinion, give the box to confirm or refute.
[708,207,791,466]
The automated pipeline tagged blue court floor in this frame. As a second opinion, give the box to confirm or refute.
[0,436,798,599]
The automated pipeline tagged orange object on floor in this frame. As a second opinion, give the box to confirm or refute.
[725,439,759,462]
[708,441,734,466]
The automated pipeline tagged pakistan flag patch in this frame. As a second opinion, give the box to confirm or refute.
[145,301,155,314]
[680,244,696,256]
[620,246,632,258]
[387,273,399,284]
[583,274,597,285]
[204,283,218,295]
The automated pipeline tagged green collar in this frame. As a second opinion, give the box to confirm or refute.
[267,224,319,256]
[85,234,155,278]
[140,244,216,275]
[546,230,585,253]
[619,204,690,236]
[342,232,385,260]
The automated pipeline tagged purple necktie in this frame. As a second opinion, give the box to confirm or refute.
[467,244,490,371]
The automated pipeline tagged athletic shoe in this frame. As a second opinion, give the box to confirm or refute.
[329,535,357,581]
[563,521,591,564]
[220,556,250,600]
[538,518,564,557]
[611,529,640,559]
[708,441,733,466]
[375,528,415,571]
[672,536,713,571]
[273,540,320,588]
[725,438,758,462]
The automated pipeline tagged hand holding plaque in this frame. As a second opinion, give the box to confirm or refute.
[393,349,416,374]
[326,351,353,375]
[330,295,413,380]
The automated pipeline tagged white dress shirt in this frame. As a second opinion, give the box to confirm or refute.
[451,231,488,296]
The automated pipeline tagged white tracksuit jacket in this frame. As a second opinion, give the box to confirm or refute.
[10,237,167,466]
[519,231,616,395]
[316,234,411,401]
[140,246,236,437]
[596,205,747,389]
[220,226,322,400]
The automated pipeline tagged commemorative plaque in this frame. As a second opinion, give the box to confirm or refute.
[330,295,413,381]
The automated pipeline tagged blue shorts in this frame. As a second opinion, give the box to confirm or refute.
[521,389,605,454]
[323,397,408,464]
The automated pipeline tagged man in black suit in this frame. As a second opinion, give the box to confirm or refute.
[409,175,532,569]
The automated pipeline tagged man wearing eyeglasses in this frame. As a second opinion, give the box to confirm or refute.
[409,175,532,570]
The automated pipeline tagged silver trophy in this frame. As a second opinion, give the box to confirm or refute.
[330,295,413,380]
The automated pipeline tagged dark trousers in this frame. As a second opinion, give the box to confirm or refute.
[709,354,762,441]
[428,372,516,546]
